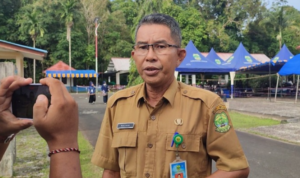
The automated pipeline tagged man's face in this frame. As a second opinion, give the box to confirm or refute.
[131,24,186,87]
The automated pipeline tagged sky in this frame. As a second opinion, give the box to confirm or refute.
[267,0,300,10]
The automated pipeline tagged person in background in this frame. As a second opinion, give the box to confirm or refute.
[0,76,82,178]
[88,81,96,104]
[101,81,109,104]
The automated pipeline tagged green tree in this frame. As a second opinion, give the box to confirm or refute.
[127,58,143,86]
[17,4,46,82]
[58,0,79,70]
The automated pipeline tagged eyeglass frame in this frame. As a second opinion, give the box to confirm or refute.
[132,42,180,55]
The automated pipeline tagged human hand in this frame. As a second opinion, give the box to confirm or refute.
[33,78,79,150]
[0,76,33,137]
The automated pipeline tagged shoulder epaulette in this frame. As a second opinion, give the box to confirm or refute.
[178,82,220,108]
[108,83,142,107]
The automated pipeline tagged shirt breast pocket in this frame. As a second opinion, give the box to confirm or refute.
[164,134,208,178]
[112,132,137,177]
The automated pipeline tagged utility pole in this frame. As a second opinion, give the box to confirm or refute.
[94,17,100,93]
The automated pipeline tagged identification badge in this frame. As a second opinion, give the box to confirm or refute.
[170,160,188,178]
[117,122,135,129]
[170,132,188,178]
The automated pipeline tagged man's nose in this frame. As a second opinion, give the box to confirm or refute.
[145,45,157,61]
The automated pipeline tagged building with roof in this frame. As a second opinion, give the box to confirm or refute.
[105,57,130,86]
[0,39,47,77]
[44,60,97,87]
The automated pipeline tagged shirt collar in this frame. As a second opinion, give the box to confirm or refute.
[136,79,178,107]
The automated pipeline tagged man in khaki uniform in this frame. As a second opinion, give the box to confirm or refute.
[92,13,249,178]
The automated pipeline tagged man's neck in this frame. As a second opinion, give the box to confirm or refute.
[145,78,174,107]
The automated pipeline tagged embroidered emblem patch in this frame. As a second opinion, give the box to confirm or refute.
[214,112,231,133]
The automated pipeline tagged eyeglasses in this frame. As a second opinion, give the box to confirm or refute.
[133,42,179,55]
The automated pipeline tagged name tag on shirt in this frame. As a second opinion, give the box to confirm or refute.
[117,122,135,129]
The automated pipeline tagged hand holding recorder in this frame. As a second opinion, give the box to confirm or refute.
[0,76,82,178]
[0,76,33,141]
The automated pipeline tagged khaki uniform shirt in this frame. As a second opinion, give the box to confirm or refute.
[92,80,248,178]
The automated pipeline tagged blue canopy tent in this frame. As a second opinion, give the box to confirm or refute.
[271,44,294,65]
[46,70,98,78]
[274,54,300,102]
[176,40,229,73]
[221,42,262,98]
[238,44,294,74]
[206,48,226,65]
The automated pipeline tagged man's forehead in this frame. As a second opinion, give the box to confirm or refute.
[136,24,172,42]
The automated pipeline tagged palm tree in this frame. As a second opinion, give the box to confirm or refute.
[58,0,78,90]
[18,9,45,83]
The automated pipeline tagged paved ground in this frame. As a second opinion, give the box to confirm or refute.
[75,93,300,145]
[228,97,300,144]
[228,97,300,120]
[74,93,300,178]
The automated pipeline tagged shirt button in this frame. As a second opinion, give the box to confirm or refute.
[147,143,153,148]
[145,173,150,178]
[150,115,156,120]
[183,90,187,94]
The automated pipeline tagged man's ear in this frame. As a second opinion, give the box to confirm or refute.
[176,49,186,67]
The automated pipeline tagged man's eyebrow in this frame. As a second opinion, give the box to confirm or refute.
[136,40,168,45]
[136,41,148,45]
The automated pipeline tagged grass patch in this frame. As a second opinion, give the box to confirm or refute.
[78,132,103,177]
[229,111,281,129]
[1,127,103,178]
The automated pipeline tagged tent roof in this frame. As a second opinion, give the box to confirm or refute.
[205,48,226,65]
[176,40,229,73]
[0,39,47,60]
[202,52,269,63]
[221,42,261,71]
[271,44,294,65]
[44,61,75,72]
[278,54,300,75]
[238,44,293,74]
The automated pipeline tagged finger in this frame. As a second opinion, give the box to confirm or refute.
[7,77,32,94]
[59,81,73,101]
[39,78,66,104]
[4,119,33,135]
[0,76,15,92]
[12,119,33,132]
[33,95,49,124]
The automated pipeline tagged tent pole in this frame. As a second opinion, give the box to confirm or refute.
[268,59,271,101]
[230,72,235,99]
[295,75,299,103]
[275,73,279,102]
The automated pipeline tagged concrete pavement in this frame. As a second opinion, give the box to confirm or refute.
[73,93,300,145]
[73,93,300,178]
[228,97,300,144]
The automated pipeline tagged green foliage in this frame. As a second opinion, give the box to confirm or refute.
[176,7,208,50]
[0,0,300,84]
[17,4,46,46]
[127,58,143,86]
